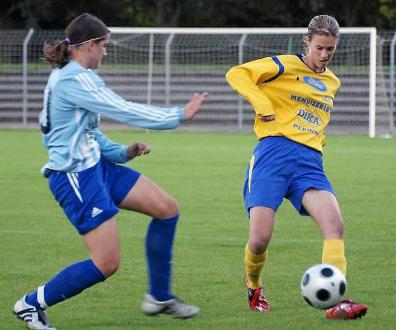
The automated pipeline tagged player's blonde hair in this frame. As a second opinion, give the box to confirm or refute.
[305,15,340,40]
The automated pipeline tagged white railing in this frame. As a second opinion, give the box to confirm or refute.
[0,28,394,136]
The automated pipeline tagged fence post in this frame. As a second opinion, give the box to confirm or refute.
[368,28,377,138]
[237,34,247,130]
[165,34,174,107]
[390,32,396,134]
[147,33,154,105]
[22,28,34,127]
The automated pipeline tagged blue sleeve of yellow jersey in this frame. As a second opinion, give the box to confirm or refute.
[65,70,184,130]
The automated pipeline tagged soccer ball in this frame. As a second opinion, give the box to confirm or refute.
[300,264,347,309]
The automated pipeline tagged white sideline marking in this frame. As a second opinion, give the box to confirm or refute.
[0,230,394,245]
[0,230,74,236]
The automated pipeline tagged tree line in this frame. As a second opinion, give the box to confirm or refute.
[0,0,395,29]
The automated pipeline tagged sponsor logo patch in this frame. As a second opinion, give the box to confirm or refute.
[297,109,322,126]
[292,123,319,136]
[303,76,327,92]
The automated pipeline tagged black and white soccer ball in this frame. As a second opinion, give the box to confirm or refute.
[300,264,347,309]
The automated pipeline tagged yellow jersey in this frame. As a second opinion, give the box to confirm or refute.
[226,54,341,152]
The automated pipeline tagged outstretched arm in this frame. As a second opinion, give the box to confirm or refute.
[70,71,208,130]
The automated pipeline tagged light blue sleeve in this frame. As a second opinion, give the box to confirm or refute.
[66,71,184,129]
[93,129,129,164]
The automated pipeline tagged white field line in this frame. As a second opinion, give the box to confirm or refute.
[0,230,394,246]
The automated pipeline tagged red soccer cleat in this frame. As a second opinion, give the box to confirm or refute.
[326,298,368,320]
[247,287,270,312]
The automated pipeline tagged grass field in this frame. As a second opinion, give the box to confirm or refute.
[0,129,395,329]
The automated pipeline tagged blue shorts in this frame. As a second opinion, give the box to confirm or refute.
[48,158,141,235]
[243,136,334,216]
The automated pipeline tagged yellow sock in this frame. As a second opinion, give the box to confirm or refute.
[322,239,347,276]
[245,244,268,289]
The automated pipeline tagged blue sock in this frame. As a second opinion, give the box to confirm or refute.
[26,259,105,308]
[145,215,179,301]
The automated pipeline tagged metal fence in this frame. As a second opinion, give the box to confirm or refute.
[0,28,395,136]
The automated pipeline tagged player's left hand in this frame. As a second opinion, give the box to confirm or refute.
[127,142,151,160]
[183,92,208,120]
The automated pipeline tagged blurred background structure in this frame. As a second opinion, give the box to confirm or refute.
[0,0,395,136]
[1,0,395,29]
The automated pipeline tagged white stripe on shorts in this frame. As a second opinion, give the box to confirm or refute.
[66,173,83,202]
[248,155,255,193]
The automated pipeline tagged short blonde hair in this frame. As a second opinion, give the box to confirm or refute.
[306,15,340,40]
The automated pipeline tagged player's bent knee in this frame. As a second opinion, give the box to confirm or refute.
[95,256,121,278]
[153,197,179,219]
[101,262,120,278]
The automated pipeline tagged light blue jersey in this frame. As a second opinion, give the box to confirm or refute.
[39,60,184,177]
